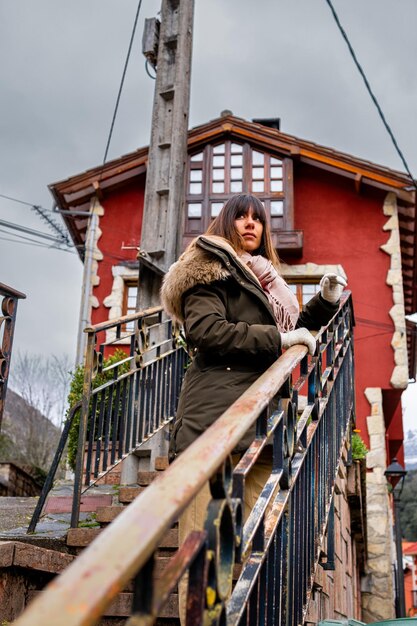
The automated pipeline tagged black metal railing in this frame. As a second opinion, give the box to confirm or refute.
[18,293,355,626]
[28,306,188,532]
[0,282,26,430]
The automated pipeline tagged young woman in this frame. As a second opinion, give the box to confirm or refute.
[161,193,346,620]
[161,193,345,458]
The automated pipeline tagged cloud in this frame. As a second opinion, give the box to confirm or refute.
[1,0,416,370]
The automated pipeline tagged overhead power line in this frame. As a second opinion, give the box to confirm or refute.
[1,192,74,245]
[0,192,37,207]
[102,0,144,165]
[0,218,72,247]
[0,230,76,254]
[0,227,58,248]
[324,0,416,187]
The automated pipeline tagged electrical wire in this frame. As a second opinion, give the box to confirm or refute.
[102,0,144,165]
[355,316,417,339]
[324,0,416,187]
[0,235,54,249]
[0,226,74,251]
[355,331,393,342]
[1,192,72,244]
[0,230,76,254]
[0,217,73,246]
[145,58,156,80]
[0,229,56,248]
[0,192,42,208]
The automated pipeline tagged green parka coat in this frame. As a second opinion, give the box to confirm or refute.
[161,235,338,455]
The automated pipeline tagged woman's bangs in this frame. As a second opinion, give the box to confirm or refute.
[248,197,267,225]
[231,195,266,223]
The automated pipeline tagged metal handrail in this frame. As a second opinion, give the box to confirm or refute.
[27,401,81,533]
[28,305,188,532]
[15,294,355,626]
[0,282,26,429]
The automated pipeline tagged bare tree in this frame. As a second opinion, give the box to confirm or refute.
[50,353,73,429]
[4,352,72,470]
[10,352,72,428]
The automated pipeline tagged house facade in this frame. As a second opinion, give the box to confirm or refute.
[50,113,417,621]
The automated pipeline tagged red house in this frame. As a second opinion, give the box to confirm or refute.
[404,541,417,616]
[50,113,417,619]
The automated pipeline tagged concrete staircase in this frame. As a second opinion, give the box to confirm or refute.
[0,456,182,625]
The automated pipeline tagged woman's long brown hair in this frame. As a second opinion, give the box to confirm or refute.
[205,193,281,270]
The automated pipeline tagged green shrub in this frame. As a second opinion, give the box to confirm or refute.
[66,350,129,471]
[351,432,368,460]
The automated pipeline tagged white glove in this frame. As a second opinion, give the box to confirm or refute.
[281,328,316,356]
[319,273,347,304]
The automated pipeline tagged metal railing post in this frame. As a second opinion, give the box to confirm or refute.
[0,282,26,429]
[71,330,96,528]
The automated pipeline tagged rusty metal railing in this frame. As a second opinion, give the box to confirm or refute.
[28,306,188,532]
[17,293,354,626]
[0,282,26,430]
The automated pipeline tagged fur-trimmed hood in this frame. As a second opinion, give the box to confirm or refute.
[161,235,261,323]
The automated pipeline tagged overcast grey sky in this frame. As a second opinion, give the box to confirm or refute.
[1,0,416,428]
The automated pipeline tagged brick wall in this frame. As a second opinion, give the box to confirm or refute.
[0,463,42,497]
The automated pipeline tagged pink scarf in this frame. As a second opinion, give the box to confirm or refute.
[241,253,299,332]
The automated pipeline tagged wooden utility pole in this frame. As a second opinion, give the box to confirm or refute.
[137,0,195,310]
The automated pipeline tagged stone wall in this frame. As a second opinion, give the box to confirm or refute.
[0,463,42,497]
[361,387,395,622]
[304,449,366,623]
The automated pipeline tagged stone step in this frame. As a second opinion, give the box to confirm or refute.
[0,540,74,574]
[66,527,178,550]
[27,590,179,619]
[118,486,146,503]
[66,527,101,547]
[155,456,169,471]
[96,505,125,524]
[137,470,159,486]
[96,504,179,531]
[94,470,122,486]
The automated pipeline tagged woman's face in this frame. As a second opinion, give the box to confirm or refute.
[234,206,263,253]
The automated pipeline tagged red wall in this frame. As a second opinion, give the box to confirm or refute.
[293,163,395,442]
[90,161,402,448]
[91,176,145,341]
[383,388,405,466]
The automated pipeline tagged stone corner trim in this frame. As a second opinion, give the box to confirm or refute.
[89,198,104,309]
[362,386,395,623]
[380,192,408,389]
[103,265,139,344]
[281,262,347,281]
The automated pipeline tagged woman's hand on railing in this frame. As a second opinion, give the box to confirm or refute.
[281,328,316,355]
[319,273,347,304]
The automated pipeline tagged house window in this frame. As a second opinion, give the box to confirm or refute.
[283,265,346,312]
[184,140,292,246]
[123,282,138,332]
[287,281,321,309]
[103,265,139,344]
